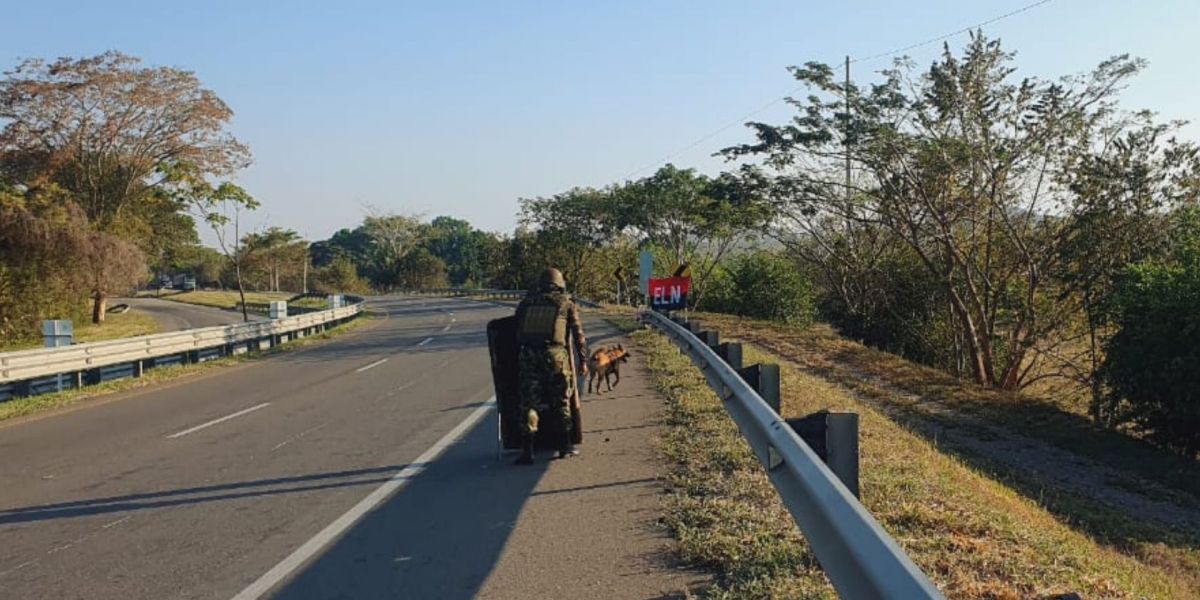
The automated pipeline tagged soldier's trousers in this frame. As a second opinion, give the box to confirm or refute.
[517,345,574,438]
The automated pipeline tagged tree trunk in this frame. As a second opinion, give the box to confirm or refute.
[998,347,1028,390]
[92,291,107,324]
[946,288,990,386]
[235,260,250,322]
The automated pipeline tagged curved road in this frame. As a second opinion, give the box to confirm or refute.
[119,297,264,331]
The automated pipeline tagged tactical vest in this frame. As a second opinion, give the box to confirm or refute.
[517,292,570,347]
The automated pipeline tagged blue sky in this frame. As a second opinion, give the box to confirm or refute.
[4,1,1198,242]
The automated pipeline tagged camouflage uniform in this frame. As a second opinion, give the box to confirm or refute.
[515,285,587,442]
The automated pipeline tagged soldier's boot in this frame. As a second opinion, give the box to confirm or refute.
[514,435,535,465]
[557,430,579,459]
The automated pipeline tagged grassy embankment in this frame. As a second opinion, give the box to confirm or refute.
[626,310,1200,599]
[0,310,161,353]
[158,290,293,310]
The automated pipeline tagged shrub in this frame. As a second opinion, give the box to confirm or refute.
[1102,207,1200,457]
[703,251,815,326]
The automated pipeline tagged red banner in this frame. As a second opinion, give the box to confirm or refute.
[648,276,691,310]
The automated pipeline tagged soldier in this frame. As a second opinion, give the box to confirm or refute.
[513,267,588,465]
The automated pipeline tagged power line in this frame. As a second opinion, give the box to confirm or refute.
[618,84,806,181]
[850,0,1054,65]
[619,0,1055,181]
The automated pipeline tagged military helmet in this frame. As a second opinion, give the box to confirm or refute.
[539,267,566,291]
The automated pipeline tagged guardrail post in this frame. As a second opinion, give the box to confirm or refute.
[716,342,743,370]
[697,330,719,348]
[135,360,144,377]
[738,363,780,413]
[788,411,860,498]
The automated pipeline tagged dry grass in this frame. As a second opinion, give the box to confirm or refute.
[161,290,292,310]
[289,296,332,309]
[0,310,162,352]
[696,314,1200,500]
[633,323,1197,599]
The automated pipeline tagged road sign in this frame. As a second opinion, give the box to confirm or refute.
[638,251,653,295]
[672,263,692,278]
[613,266,627,281]
[648,276,691,311]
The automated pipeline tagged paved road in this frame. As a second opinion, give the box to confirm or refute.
[0,297,510,599]
[119,297,264,331]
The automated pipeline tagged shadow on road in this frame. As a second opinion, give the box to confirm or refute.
[0,466,416,525]
[272,412,550,600]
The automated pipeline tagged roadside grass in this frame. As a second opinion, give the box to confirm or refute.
[289,296,331,309]
[0,310,162,353]
[634,327,1192,599]
[135,289,184,298]
[694,313,1200,501]
[161,290,292,310]
[0,314,371,423]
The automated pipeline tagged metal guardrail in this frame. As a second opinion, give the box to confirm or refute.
[398,288,600,308]
[0,299,364,402]
[640,309,944,600]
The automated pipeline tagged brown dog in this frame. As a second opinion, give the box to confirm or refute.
[588,344,630,394]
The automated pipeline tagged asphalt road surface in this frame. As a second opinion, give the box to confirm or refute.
[0,297,547,599]
[119,297,264,331]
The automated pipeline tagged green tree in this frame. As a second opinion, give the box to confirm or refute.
[519,187,618,296]
[312,256,371,295]
[616,165,771,306]
[1103,206,1200,456]
[421,216,495,286]
[243,227,305,292]
[724,33,1198,390]
[395,247,448,289]
[360,211,423,290]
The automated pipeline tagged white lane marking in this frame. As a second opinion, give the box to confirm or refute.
[441,325,452,333]
[102,516,132,529]
[230,397,496,600]
[166,403,272,439]
[355,358,388,373]
[417,337,433,347]
[271,423,329,452]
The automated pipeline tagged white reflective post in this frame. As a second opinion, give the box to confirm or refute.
[42,320,74,392]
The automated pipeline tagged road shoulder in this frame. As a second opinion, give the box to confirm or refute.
[476,319,708,599]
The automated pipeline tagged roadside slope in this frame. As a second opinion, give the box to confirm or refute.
[633,323,1194,599]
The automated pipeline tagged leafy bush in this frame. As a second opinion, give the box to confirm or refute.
[702,251,815,326]
[311,257,372,295]
[1103,207,1200,457]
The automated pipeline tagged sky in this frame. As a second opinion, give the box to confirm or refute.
[3,0,1198,243]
